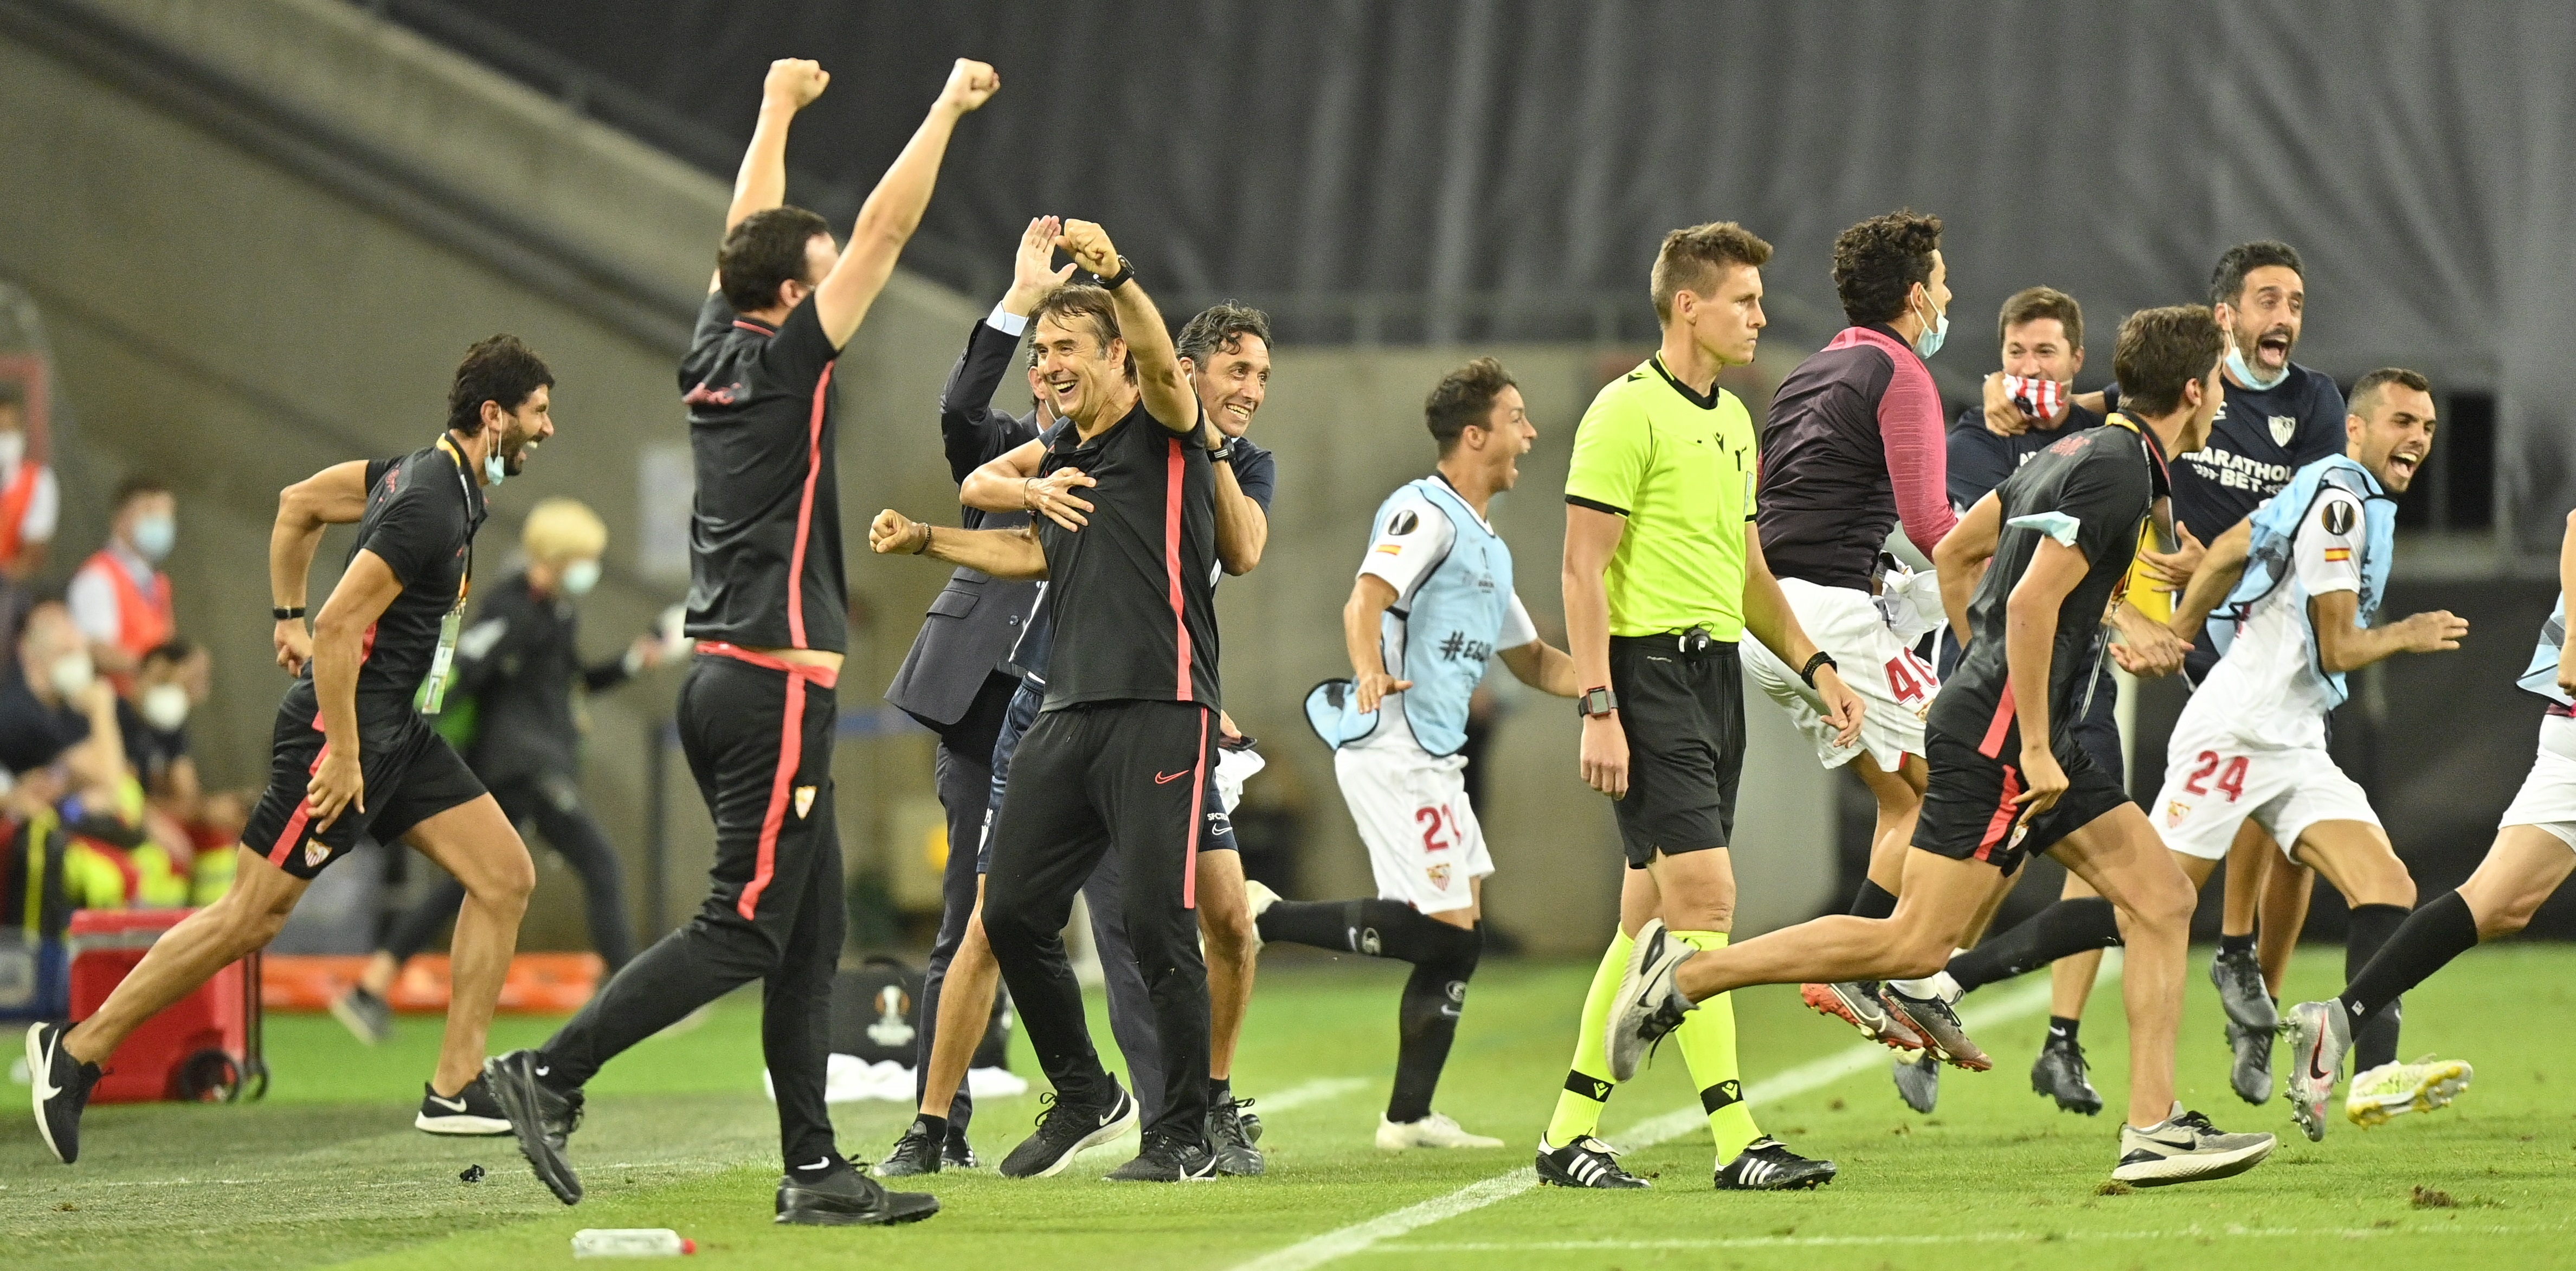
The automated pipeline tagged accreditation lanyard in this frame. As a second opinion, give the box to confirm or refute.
[414,437,478,715]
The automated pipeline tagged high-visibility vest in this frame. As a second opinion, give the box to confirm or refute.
[81,548,173,664]
[0,464,40,566]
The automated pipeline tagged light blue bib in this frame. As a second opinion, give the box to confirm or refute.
[2523,593,2571,707]
[1305,477,1512,757]
[2206,454,2395,710]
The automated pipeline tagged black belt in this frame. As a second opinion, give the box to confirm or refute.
[1611,627,1736,659]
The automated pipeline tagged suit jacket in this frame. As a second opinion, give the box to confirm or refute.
[885,315,1045,731]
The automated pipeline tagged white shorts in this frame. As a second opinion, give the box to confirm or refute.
[2500,714,2576,851]
[2152,709,2379,861]
[1743,577,1937,772]
[1334,741,1495,915]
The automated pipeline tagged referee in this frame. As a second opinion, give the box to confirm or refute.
[483,57,994,1225]
[1536,222,1862,1192]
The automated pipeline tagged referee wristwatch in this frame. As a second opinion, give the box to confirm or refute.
[1576,686,1619,719]
[1798,651,1839,688]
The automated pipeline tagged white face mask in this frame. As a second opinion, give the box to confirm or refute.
[0,431,23,469]
[49,650,94,699]
[141,682,190,731]
[562,559,602,596]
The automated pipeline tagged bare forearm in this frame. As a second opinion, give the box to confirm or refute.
[1503,643,1582,697]
[1741,562,1819,669]
[1344,591,1393,679]
[725,102,796,231]
[849,104,964,253]
[1110,283,1194,431]
[1212,464,1266,574]
[2171,529,2250,638]
[270,518,323,611]
[923,525,1047,580]
[962,468,1031,515]
[311,626,365,756]
[1563,567,1613,690]
[2004,598,2057,744]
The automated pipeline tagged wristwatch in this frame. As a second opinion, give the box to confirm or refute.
[1576,686,1619,719]
[271,606,305,621]
[1099,255,1136,291]
[1207,434,1238,462]
[1798,651,1839,688]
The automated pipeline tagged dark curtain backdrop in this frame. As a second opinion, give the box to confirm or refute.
[394,0,2576,554]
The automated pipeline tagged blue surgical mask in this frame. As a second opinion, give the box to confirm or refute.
[1913,292,1948,359]
[484,446,509,486]
[132,513,175,562]
[562,559,601,596]
[2224,345,2289,392]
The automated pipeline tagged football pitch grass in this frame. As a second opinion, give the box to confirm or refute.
[8,945,2575,1270]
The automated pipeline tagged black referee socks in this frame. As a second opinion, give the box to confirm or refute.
[1947,897,2120,992]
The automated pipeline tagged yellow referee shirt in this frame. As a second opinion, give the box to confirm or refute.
[1563,355,1759,640]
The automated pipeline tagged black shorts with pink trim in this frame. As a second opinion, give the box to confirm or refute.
[681,645,840,923]
[241,679,486,880]
[1911,721,2129,874]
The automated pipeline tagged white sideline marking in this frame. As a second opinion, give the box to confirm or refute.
[1256,1077,1370,1113]
[1231,964,2091,1271]
[1374,1222,2572,1253]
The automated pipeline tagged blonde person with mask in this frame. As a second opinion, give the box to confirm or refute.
[330,498,668,1120]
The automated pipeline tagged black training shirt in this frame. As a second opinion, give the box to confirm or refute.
[455,570,633,787]
[347,444,486,698]
[1931,420,2168,754]
[678,292,848,653]
[1033,402,1222,712]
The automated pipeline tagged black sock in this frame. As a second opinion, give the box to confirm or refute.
[1258,897,1456,961]
[1947,897,2120,992]
[2217,931,2256,956]
[534,1056,582,1098]
[2046,1016,2081,1047]
[1848,878,1899,921]
[2342,903,2410,1070]
[1207,1076,1231,1107]
[913,1113,949,1142]
[788,1151,847,1182]
[1387,922,1482,1124]
[2339,891,2479,1051]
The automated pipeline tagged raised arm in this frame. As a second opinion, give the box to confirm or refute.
[723,60,829,243]
[271,460,370,677]
[940,217,1073,479]
[868,509,1047,581]
[814,60,1000,349]
[1055,221,1197,434]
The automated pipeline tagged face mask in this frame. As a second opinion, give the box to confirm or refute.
[562,559,602,596]
[141,682,190,731]
[0,431,23,468]
[49,650,94,699]
[1912,291,1948,359]
[2224,344,2289,392]
[2002,375,2066,422]
[485,443,510,487]
[132,513,176,562]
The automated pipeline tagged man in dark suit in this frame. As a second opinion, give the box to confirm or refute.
[880,216,1072,1169]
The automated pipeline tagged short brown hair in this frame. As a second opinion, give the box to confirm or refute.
[2111,305,2225,416]
[2350,367,2433,416]
[717,206,833,313]
[1176,302,1272,367]
[1831,209,1943,327]
[1998,286,2083,351]
[1029,285,1135,380]
[1652,222,1773,323]
[1424,357,1517,454]
[444,334,555,435]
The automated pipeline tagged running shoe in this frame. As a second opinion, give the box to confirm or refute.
[998,1086,1137,1179]
[1208,1092,1265,1176]
[1893,1051,1941,1113]
[2281,999,2351,1142]
[1104,1129,1219,1182]
[414,1075,511,1135]
[2031,1033,2103,1115]
[775,1164,939,1225]
[1604,920,1695,1082]
[1535,1134,1649,1189]
[26,1022,99,1165]
[484,1050,585,1205]
[2224,1020,2275,1106]
[2208,945,2278,1031]
[872,1118,944,1177]
[944,1126,981,1169]
[330,984,394,1046]
[2110,1107,2275,1186]
[2345,1056,2472,1128]
[1801,980,1927,1051]
[1878,982,1992,1070]
[1376,1112,1504,1151]
[1715,1137,1837,1190]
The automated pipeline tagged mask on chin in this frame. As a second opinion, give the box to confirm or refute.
[2224,345,2289,392]
[1912,292,1948,359]
[485,444,510,486]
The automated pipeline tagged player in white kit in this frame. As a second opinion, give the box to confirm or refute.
[1258,358,1579,1150]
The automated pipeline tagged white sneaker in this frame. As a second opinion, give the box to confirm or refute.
[1243,880,1279,953]
[1376,1112,1504,1151]
[2345,1056,2472,1128]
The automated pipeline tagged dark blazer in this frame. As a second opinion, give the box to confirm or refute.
[884,315,1045,731]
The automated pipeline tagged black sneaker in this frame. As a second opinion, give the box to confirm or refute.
[1208,1094,1264,1176]
[26,1022,100,1165]
[1892,1052,1941,1113]
[415,1075,511,1135]
[2208,946,2279,1031]
[1877,984,1992,1070]
[330,985,394,1045]
[1535,1134,1649,1189]
[2031,1034,2104,1115]
[943,1127,980,1169]
[998,1086,1137,1179]
[2224,1020,2275,1106]
[872,1119,943,1177]
[776,1164,940,1225]
[484,1050,584,1204]
[1104,1129,1219,1182]
[1714,1137,1837,1190]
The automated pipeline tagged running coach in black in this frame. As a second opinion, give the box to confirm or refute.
[867,221,1226,1183]
[31,337,554,1167]
[481,56,996,1227]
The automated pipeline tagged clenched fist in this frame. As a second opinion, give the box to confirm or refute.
[763,59,829,111]
[870,508,930,556]
[939,59,1001,114]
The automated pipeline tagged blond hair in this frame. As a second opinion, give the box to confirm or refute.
[522,497,607,566]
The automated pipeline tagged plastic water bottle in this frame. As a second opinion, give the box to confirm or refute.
[572,1229,695,1257]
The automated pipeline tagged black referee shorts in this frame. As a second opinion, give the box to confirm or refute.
[1607,634,1745,869]
[242,681,486,879]
[1912,717,2130,875]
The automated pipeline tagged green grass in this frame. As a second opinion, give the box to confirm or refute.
[7,946,2575,1270]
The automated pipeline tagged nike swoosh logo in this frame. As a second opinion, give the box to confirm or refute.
[2307,1042,2332,1083]
[31,1032,61,1102]
[534,1064,550,1076]
[427,1094,468,1112]
[1155,769,1189,785]
[803,1156,832,1170]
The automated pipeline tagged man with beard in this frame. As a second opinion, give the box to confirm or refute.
[30,336,556,1167]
